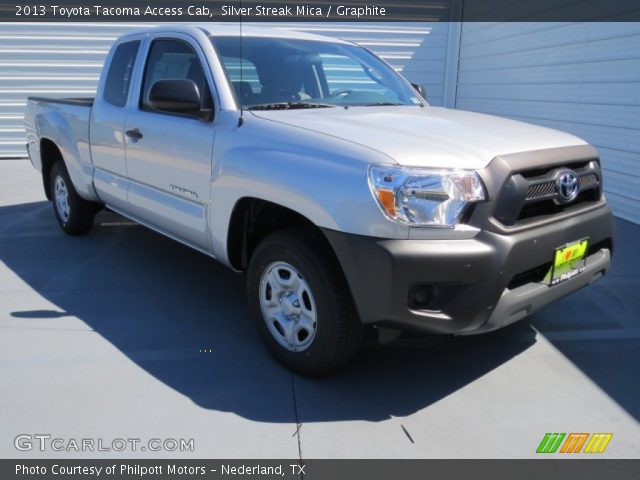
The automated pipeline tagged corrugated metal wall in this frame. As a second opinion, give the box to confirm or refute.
[0,21,448,159]
[0,23,132,158]
[455,22,640,224]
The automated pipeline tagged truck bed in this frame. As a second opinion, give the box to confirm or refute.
[27,96,94,107]
[25,95,95,195]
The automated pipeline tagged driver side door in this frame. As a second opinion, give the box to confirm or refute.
[124,35,216,250]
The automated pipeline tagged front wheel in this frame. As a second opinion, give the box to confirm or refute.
[50,161,97,235]
[247,228,363,376]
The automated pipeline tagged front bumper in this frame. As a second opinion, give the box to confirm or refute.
[322,205,614,335]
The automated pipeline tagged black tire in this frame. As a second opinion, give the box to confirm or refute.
[49,161,97,235]
[247,228,363,376]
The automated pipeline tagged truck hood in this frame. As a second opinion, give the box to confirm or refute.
[251,106,586,169]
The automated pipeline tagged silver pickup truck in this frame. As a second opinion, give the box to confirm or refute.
[25,25,614,375]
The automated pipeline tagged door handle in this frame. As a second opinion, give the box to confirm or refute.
[125,128,143,140]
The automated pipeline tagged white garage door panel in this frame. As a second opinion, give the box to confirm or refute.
[455,99,640,130]
[605,192,639,222]
[597,147,638,173]
[456,82,640,105]
[0,22,447,159]
[459,22,640,59]
[459,58,640,84]
[457,22,640,224]
[460,39,640,74]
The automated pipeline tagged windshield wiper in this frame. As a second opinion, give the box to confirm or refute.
[247,102,335,111]
[360,102,405,106]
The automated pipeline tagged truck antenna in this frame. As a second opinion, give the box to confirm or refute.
[238,0,245,127]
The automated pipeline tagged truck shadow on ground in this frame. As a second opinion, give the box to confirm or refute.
[3,201,636,423]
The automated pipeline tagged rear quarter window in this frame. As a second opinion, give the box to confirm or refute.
[103,41,140,107]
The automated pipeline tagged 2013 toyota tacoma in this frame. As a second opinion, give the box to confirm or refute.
[25,25,614,375]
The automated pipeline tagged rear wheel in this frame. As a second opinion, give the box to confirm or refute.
[247,228,363,375]
[50,161,97,235]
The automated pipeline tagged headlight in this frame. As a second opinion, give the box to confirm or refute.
[368,165,486,227]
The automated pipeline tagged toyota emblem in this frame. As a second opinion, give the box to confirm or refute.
[556,170,580,203]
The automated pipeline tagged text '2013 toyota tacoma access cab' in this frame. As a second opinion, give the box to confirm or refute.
[25,25,614,375]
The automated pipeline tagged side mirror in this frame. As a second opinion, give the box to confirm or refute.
[411,83,427,100]
[148,79,202,116]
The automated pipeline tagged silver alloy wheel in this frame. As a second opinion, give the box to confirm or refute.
[259,261,318,352]
[54,175,70,223]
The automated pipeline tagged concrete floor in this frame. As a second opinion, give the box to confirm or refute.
[0,159,638,459]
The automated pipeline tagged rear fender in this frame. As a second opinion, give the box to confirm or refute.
[35,109,98,201]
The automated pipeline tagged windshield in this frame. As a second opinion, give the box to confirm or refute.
[210,36,423,109]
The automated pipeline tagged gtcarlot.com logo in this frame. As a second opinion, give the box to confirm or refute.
[14,434,195,453]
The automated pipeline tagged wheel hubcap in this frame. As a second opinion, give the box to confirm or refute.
[54,175,70,222]
[259,261,317,352]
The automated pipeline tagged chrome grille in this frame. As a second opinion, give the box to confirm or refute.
[525,173,600,201]
[526,181,556,200]
[579,173,598,188]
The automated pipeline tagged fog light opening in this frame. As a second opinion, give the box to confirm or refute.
[409,284,440,310]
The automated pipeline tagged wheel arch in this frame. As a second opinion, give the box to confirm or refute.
[39,137,63,200]
[226,197,339,272]
[34,108,99,202]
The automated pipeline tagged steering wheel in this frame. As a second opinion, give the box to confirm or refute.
[330,89,355,98]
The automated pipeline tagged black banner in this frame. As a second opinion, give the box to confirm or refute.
[3,459,640,480]
[2,0,640,22]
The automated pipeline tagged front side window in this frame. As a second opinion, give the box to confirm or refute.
[141,39,212,111]
[103,40,140,107]
[211,36,422,108]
